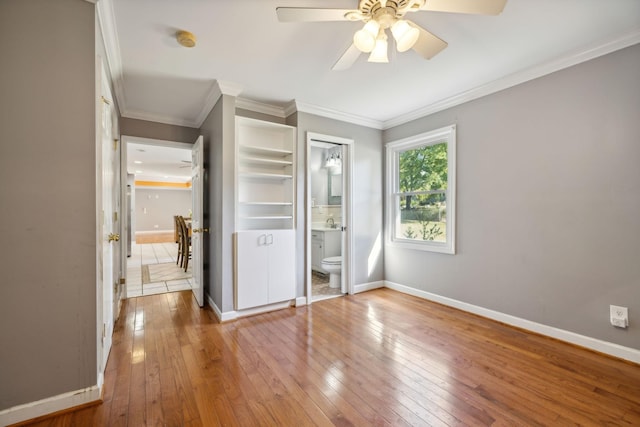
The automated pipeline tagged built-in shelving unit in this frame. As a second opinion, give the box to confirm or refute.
[235,117,297,311]
[236,117,296,231]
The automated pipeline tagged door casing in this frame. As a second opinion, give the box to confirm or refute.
[305,132,354,304]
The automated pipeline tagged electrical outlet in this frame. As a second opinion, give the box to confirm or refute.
[610,305,629,328]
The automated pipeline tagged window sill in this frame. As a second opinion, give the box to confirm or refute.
[387,238,455,254]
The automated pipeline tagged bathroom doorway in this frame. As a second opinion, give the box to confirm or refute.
[306,133,354,302]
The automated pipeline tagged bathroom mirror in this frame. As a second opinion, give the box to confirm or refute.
[328,171,341,205]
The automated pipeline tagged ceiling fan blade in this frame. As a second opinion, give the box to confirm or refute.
[276,7,355,22]
[332,44,362,71]
[420,0,507,15]
[410,23,448,60]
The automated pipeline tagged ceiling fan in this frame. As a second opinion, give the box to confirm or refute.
[276,0,507,70]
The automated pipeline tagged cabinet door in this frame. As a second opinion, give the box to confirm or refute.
[267,230,296,304]
[235,231,269,310]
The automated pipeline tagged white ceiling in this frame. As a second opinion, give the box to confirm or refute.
[102,0,640,130]
[126,140,192,183]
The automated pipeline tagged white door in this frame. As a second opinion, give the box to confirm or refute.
[268,230,296,303]
[190,136,204,307]
[98,63,118,372]
[235,231,269,310]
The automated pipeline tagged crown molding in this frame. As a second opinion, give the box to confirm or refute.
[236,98,288,118]
[123,108,200,128]
[295,100,384,130]
[284,101,298,118]
[193,80,244,127]
[383,30,640,130]
[216,80,243,97]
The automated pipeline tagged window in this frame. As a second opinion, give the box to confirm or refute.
[386,125,456,254]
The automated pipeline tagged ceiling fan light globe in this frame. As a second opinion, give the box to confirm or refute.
[368,38,389,63]
[353,20,380,52]
[391,20,419,52]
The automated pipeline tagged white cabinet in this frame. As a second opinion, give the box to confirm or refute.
[236,117,296,231]
[234,117,297,311]
[235,230,295,310]
[311,229,341,273]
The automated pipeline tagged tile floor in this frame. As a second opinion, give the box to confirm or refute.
[126,242,193,298]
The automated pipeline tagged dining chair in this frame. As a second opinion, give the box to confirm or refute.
[178,215,192,272]
[175,215,185,267]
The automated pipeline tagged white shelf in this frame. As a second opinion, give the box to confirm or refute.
[240,215,294,220]
[240,145,293,157]
[236,116,296,232]
[241,156,293,167]
[240,202,293,206]
[239,172,293,180]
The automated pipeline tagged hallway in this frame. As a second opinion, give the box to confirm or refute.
[126,242,193,297]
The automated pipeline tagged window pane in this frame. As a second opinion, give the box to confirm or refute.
[396,193,447,242]
[399,142,447,192]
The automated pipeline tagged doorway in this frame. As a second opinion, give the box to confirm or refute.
[306,132,354,303]
[121,137,195,299]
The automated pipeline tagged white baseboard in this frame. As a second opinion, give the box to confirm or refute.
[135,229,173,234]
[295,296,308,306]
[354,280,385,294]
[235,301,293,319]
[0,385,101,426]
[384,281,640,364]
[206,293,237,322]
[207,292,297,321]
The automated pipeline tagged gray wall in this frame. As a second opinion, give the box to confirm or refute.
[199,95,236,311]
[0,0,97,410]
[294,112,385,294]
[120,117,199,142]
[383,44,640,349]
[134,188,191,232]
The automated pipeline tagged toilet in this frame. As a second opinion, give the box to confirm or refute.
[321,256,342,288]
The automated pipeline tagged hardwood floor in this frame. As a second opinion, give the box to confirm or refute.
[23,289,640,426]
[135,232,175,244]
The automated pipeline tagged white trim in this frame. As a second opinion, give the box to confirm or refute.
[193,80,244,127]
[96,0,126,117]
[296,101,384,130]
[0,386,101,426]
[354,280,385,294]
[284,101,298,118]
[295,296,308,306]
[235,301,294,318]
[386,125,456,254]
[207,294,238,322]
[383,31,640,130]
[194,83,222,127]
[207,297,295,322]
[236,97,288,118]
[121,108,200,128]
[305,133,355,303]
[384,281,640,364]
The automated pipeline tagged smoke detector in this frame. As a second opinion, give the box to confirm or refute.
[176,30,196,48]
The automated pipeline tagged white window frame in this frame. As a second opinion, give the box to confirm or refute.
[386,125,456,254]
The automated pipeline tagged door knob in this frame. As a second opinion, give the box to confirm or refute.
[193,228,209,233]
[108,233,120,242]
